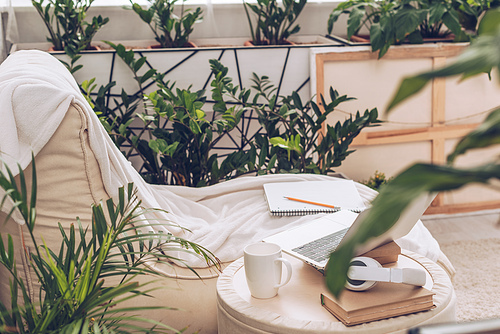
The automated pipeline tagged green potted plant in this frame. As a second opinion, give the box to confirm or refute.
[88,43,380,186]
[32,0,109,52]
[362,170,391,190]
[325,7,500,297]
[327,0,473,57]
[89,43,250,187]
[243,0,307,45]
[457,0,500,33]
[327,0,396,44]
[211,68,381,175]
[0,158,219,332]
[130,0,203,48]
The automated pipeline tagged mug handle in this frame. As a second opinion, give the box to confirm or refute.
[274,258,292,288]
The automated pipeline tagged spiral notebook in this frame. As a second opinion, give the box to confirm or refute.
[263,180,366,216]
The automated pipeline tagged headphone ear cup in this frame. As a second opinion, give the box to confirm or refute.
[345,257,381,291]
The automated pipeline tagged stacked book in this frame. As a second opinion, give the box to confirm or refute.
[321,242,435,326]
[321,283,435,326]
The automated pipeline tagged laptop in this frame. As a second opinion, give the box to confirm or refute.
[263,193,436,271]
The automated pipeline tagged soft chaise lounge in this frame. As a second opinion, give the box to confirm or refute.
[0,50,455,333]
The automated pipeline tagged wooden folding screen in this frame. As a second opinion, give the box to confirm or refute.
[313,44,500,214]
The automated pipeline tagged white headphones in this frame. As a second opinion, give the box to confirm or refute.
[346,257,427,291]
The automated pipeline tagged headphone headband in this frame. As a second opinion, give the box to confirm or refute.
[346,257,426,291]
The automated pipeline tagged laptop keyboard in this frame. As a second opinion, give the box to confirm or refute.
[291,227,349,263]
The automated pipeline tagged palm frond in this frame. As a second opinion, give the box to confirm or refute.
[0,156,220,332]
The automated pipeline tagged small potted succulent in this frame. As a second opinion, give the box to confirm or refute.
[130,0,203,48]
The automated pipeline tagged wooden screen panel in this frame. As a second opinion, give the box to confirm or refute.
[313,43,500,214]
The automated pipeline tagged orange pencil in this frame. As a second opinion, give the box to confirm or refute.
[284,196,337,209]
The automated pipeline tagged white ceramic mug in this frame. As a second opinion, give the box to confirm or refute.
[243,242,292,299]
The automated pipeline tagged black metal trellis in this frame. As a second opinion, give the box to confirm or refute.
[75,43,336,170]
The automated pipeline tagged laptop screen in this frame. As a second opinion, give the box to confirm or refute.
[342,192,437,256]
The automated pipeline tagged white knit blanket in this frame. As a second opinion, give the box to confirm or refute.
[0,50,442,268]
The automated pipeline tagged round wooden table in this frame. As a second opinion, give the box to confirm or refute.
[216,250,456,333]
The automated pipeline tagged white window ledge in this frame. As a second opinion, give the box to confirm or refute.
[12,0,347,45]
[13,0,341,8]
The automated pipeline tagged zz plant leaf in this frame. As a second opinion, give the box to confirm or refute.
[32,0,109,52]
[130,0,203,48]
[244,0,307,45]
[95,48,379,187]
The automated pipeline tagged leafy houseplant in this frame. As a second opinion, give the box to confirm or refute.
[327,0,399,44]
[362,170,391,190]
[327,0,472,58]
[87,43,380,187]
[90,42,248,187]
[0,157,219,333]
[414,0,468,39]
[325,8,500,298]
[458,0,500,33]
[142,73,247,186]
[211,66,381,175]
[243,0,307,45]
[32,0,109,52]
[130,0,203,48]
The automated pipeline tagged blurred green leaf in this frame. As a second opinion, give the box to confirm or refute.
[448,107,500,163]
[326,162,500,297]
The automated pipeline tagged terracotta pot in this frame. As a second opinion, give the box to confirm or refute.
[350,34,455,44]
[48,45,102,52]
[147,41,197,49]
[244,39,296,46]
[350,35,370,43]
[421,34,455,42]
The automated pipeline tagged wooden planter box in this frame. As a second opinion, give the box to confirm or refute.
[311,43,500,214]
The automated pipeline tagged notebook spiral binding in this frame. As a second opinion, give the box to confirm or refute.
[270,207,364,216]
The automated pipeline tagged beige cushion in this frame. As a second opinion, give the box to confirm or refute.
[1,103,106,304]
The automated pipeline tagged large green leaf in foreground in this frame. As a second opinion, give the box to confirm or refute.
[325,7,500,299]
[325,162,500,297]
